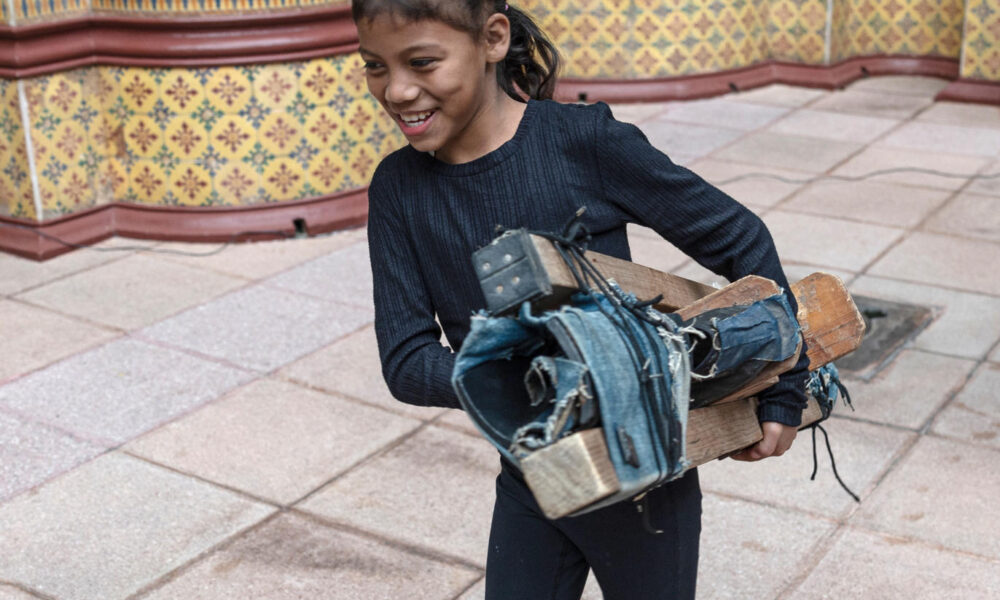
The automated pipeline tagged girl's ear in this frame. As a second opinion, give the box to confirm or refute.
[482,13,512,64]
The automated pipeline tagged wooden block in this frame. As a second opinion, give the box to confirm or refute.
[520,428,621,520]
[791,273,866,369]
[686,399,763,467]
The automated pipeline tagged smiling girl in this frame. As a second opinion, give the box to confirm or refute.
[353,1,809,598]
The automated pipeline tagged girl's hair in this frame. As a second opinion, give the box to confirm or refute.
[351,0,561,101]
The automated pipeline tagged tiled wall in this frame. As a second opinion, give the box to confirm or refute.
[6,0,346,25]
[961,0,1000,81]
[0,79,33,219]
[6,57,404,220]
[830,0,965,63]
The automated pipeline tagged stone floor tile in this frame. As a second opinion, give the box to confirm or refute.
[627,234,691,274]
[0,338,253,445]
[140,284,372,372]
[457,573,603,599]
[0,452,273,600]
[608,101,672,124]
[924,192,1000,243]
[434,408,483,439]
[809,89,931,119]
[852,435,1000,559]
[762,211,904,271]
[966,158,1000,197]
[782,179,950,228]
[731,84,828,107]
[263,241,372,308]
[636,120,745,158]
[932,362,1000,450]
[14,254,246,330]
[700,418,914,519]
[831,146,988,191]
[845,75,950,97]
[792,527,1000,599]
[868,232,1000,296]
[767,108,900,143]
[0,411,104,502]
[153,228,367,280]
[127,378,420,504]
[298,425,500,567]
[916,101,1000,128]
[141,512,479,600]
[278,326,444,421]
[0,237,134,296]
[698,494,836,600]
[687,158,810,207]
[879,121,1000,157]
[713,132,863,173]
[840,350,975,429]
[0,585,40,599]
[849,276,1000,359]
[627,222,661,240]
[0,299,117,384]
[659,98,789,130]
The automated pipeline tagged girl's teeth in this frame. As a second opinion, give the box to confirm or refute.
[402,112,432,125]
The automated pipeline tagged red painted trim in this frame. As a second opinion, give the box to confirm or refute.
[554,56,960,103]
[0,6,359,77]
[0,187,368,261]
[936,78,1000,106]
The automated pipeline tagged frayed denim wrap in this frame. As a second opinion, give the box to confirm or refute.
[452,292,801,514]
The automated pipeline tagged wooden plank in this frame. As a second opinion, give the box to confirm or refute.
[529,233,714,312]
[520,428,621,520]
[527,396,830,519]
[791,272,866,369]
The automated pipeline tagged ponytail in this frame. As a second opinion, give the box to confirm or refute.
[498,4,560,101]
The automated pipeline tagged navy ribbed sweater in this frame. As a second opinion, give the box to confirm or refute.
[367,99,809,426]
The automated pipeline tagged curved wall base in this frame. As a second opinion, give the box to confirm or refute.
[0,188,368,261]
[553,56,960,103]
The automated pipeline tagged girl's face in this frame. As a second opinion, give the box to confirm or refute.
[357,14,509,163]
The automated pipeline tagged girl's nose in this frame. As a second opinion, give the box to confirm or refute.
[384,74,420,106]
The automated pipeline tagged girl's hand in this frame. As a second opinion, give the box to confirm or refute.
[730,421,797,461]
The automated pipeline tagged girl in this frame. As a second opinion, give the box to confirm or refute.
[353,1,809,598]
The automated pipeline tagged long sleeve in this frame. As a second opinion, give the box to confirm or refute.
[367,163,461,409]
[594,104,810,426]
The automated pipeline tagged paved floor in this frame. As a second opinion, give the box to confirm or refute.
[2,76,1000,599]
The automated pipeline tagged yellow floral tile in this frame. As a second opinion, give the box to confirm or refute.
[165,117,209,159]
[259,112,302,154]
[216,162,260,205]
[43,74,83,119]
[205,68,253,111]
[299,62,342,105]
[90,0,345,12]
[169,164,212,206]
[254,66,298,110]
[129,163,168,205]
[262,158,305,202]
[120,68,160,113]
[212,114,255,159]
[124,116,163,158]
[14,0,87,23]
[768,0,828,64]
[40,165,92,215]
[308,151,346,194]
[159,71,205,114]
[961,0,1000,80]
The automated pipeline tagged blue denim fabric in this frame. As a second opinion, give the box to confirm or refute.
[452,292,801,515]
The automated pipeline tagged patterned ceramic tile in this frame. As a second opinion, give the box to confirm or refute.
[90,0,345,13]
[13,0,87,23]
[521,0,771,78]
[830,0,965,62]
[0,79,34,220]
[21,56,403,218]
[961,0,1000,80]
[767,0,829,64]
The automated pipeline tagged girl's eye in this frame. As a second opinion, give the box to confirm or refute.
[363,61,385,71]
[410,58,437,68]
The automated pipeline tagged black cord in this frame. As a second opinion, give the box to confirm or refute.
[810,423,861,503]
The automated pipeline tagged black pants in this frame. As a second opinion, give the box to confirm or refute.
[485,462,702,600]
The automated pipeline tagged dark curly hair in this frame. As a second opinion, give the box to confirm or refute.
[351,0,560,101]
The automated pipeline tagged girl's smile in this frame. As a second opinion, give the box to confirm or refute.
[356,13,524,164]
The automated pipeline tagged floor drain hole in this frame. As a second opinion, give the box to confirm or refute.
[836,295,934,380]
